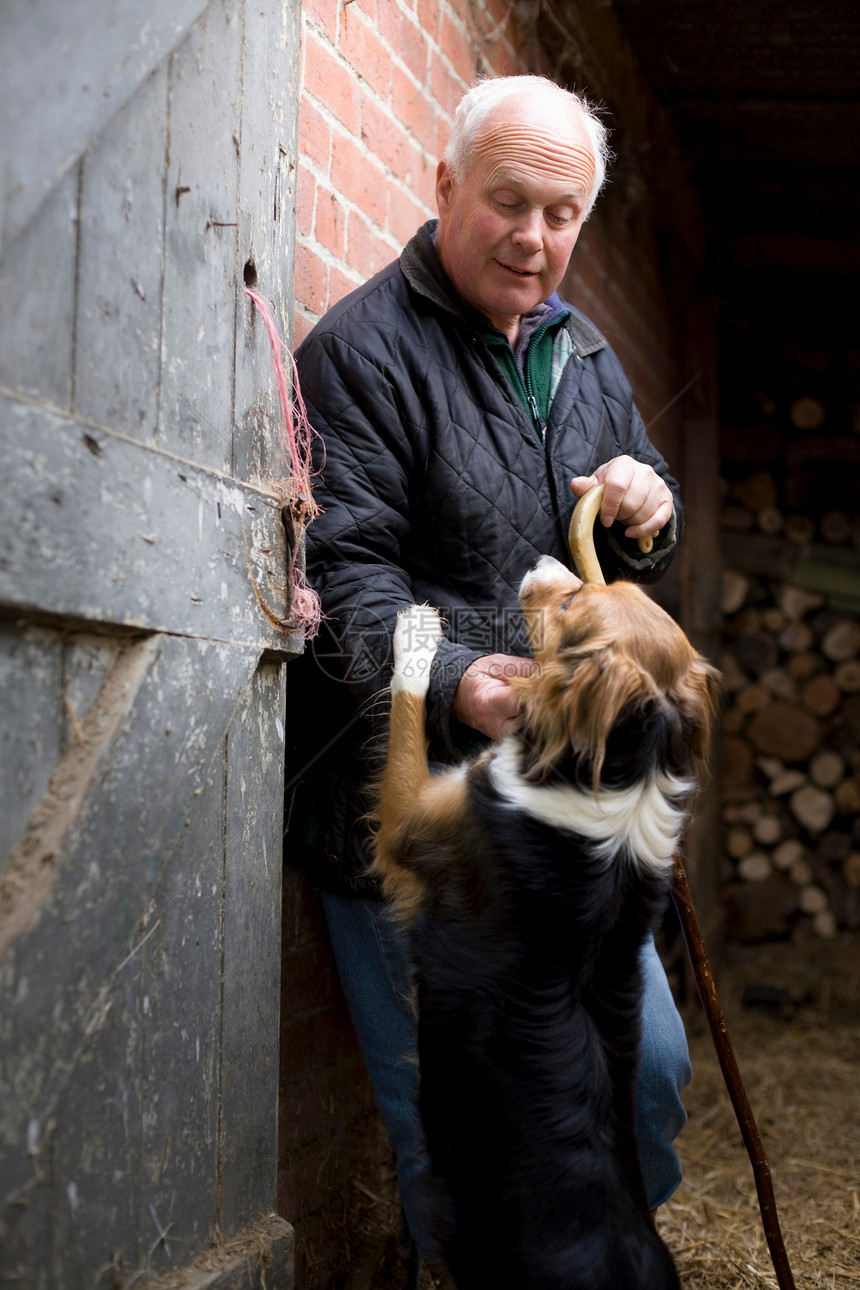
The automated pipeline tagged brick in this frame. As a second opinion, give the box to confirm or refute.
[484,0,516,28]
[293,243,329,317]
[281,865,329,946]
[429,52,466,119]
[314,184,347,259]
[346,211,396,278]
[409,146,438,210]
[482,39,523,78]
[292,312,315,347]
[338,8,392,100]
[417,0,441,45]
[387,183,432,247]
[329,265,363,308]
[440,10,476,86]
[331,132,388,227]
[392,66,439,155]
[298,98,332,177]
[296,163,315,239]
[281,1113,378,1212]
[302,0,339,44]
[303,28,361,136]
[397,10,429,82]
[280,1008,343,1075]
[374,0,400,55]
[281,938,340,1009]
[361,96,411,181]
[280,1069,343,1151]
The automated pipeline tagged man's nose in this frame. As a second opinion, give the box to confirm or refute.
[510,207,543,252]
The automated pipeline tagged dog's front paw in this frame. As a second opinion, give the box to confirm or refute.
[391,605,442,696]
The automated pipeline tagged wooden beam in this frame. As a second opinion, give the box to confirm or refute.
[0,393,303,655]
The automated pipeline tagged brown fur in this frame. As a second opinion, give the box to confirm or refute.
[373,576,719,912]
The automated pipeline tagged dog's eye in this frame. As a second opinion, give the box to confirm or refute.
[558,592,577,613]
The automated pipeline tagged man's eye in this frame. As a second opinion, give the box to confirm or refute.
[491,193,521,212]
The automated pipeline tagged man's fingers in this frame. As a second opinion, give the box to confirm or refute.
[480,655,537,681]
[597,467,638,526]
[576,456,673,532]
[570,474,600,498]
[623,496,674,539]
[454,654,535,737]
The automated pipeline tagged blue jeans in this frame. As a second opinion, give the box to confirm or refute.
[321,890,691,1266]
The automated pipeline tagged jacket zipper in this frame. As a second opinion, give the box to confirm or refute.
[484,333,546,439]
[482,318,582,558]
[485,314,572,441]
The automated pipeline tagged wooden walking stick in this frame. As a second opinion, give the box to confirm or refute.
[671,858,796,1290]
[568,484,797,1290]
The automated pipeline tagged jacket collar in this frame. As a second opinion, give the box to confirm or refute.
[399,219,607,358]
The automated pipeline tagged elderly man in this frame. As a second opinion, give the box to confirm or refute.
[290,75,688,1282]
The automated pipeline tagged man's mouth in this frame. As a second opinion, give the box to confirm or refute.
[497,261,537,278]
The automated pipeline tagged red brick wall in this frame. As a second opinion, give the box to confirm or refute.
[292,0,698,467]
[567,212,681,456]
[293,0,529,345]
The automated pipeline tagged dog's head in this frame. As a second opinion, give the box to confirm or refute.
[511,556,721,789]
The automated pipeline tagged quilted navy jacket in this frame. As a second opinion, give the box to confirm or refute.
[289,221,682,894]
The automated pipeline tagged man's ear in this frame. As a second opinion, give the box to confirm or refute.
[435,160,454,216]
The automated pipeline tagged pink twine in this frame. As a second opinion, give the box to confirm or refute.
[244,287,323,638]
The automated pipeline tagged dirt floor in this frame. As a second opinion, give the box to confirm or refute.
[657,929,860,1290]
[339,930,860,1290]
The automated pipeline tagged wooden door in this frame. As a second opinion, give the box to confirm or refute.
[0,1,301,1283]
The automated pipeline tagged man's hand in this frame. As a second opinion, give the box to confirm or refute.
[571,455,673,540]
[451,654,536,740]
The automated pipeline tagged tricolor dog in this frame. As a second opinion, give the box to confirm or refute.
[372,555,720,1290]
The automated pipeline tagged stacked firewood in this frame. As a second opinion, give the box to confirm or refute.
[719,446,860,944]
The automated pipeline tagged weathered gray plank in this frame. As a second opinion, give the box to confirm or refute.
[0,165,78,408]
[219,660,286,1233]
[139,762,224,1274]
[0,633,260,1284]
[74,63,168,442]
[232,0,301,483]
[159,0,243,472]
[46,968,144,1286]
[0,635,254,1149]
[0,625,63,860]
[0,0,207,254]
[0,395,300,653]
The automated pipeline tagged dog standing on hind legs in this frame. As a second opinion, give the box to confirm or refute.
[372,555,721,1290]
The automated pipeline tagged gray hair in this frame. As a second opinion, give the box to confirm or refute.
[444,75,611,219]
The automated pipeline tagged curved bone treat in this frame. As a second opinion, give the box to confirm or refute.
[568,483,654,584]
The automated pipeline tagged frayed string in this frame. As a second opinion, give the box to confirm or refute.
[244,287,323,638]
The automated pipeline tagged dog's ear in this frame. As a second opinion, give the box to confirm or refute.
[570,652,659,786]
[517,645,721,790]
[669,655,722,777]
[516,648,658,787]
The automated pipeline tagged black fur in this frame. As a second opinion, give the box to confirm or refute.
[403,750,682,1290]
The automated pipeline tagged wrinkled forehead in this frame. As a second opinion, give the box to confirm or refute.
[470,99,596,196]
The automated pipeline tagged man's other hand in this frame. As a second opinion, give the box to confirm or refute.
[451,654,536,740]
[571,455,673,540]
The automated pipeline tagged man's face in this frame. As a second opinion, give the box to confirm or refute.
[435,95,596,341]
